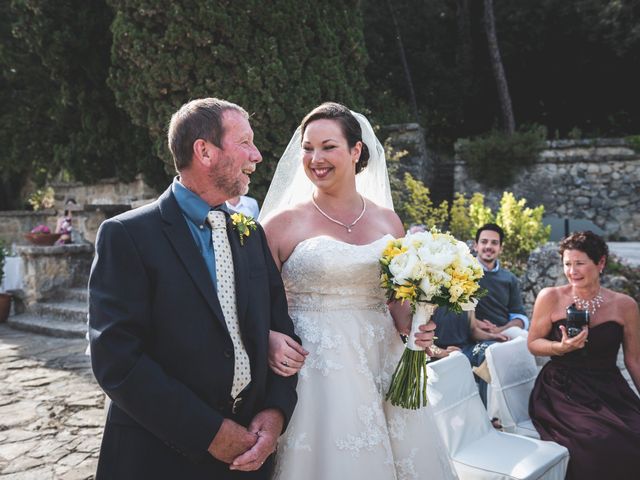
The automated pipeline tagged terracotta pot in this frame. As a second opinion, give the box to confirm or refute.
[0,293,11,322]
[23,232,63,246]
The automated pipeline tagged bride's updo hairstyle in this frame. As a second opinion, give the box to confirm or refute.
[300,102,370,174]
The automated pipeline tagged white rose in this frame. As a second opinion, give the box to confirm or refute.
[389,251,419,285]
[459,298,479,311]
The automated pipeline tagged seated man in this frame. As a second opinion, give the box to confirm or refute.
[429,309,507,401]
[473,223,529,336]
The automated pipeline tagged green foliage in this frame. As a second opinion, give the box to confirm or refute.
[397,173,449,230]
[468,193,494,235]
[449,193,472,241]
[1,0,166,206]
[456,125,547,188]
[607,256,640,303]
[401,179,551,272]
[447,191,551,273]
[495,192,550,272]
[384,139,409,212]
[107,0,368,200]
[363,0,640,143]
[625,135,640,153]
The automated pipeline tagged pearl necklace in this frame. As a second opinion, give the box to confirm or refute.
[572,289,605,316]
[311,194,366,233]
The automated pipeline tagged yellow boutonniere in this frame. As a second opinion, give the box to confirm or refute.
[230,213,257,246]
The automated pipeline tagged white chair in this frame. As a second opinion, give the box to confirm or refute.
[501,326,528,340]
[617,346,640,398]
[427,352,569,480]
[499,327,549,370]
[485,337,540,438]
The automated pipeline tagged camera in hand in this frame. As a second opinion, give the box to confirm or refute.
[566,303,589,337]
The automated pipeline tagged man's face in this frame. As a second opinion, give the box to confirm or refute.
[209,110,262,198]
[475,230,502,267]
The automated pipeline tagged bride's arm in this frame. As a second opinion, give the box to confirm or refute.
[262,212,308,377]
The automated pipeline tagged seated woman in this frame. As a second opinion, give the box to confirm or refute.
[55,199,77,245]
[528,231,640,480]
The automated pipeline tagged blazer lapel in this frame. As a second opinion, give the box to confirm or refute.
[158,189,227,331]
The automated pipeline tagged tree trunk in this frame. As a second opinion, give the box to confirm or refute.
[386,0,420,124]
[483,0,515,134]
[456,0,473,128]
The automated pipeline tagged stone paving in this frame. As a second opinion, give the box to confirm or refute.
[0,325,102,479]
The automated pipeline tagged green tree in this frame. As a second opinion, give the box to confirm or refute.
[107,0,369,200]
[7,0,164,189]
[0,0,57,208]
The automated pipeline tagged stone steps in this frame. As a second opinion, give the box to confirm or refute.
[61,287,88,303]
[32,300,88,324]
[7,313,87,338]
[7,287,89,339]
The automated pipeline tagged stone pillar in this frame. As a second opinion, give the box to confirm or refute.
[14,244,94,308]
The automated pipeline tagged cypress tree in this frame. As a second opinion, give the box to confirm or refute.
[107,0,369,199]
[3,0,166,198]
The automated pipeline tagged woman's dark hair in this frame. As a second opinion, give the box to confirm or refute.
[300,102,369,174]
[559,230,609,265]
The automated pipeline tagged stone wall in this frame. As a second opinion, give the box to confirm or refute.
[0,177,159,249]
[382,123,433,188]
[51,175,157,210]
[0,210,108,249]
[454,139,640,240]
[14,244,94,308]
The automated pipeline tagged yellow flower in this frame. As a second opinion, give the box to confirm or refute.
[382,240,406,260]
[230,212,257,246]
[394,284,416,302]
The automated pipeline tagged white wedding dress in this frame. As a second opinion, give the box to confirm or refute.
[272,235,457,480]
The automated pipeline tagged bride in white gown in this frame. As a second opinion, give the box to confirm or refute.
[260,102,457,480]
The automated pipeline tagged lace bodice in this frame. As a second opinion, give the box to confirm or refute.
[282,235,391,312]
[274,233,458,480]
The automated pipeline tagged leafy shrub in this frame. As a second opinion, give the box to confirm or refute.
[625,135,640,153]
[449,191,550,274]
[456,125,547,188]
[398,173,449,230]
[393,169,550,273]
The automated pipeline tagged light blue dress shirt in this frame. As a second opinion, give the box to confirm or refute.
[172,178,228,290]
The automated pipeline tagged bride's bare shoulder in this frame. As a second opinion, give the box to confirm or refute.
[364,198,404,237]
[262,202,312,237]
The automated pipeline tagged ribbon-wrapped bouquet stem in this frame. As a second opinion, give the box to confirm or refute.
[380,229,485,409]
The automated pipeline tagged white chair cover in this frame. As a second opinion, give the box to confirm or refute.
[617,346,640,398]
[1,256,23,292]
[501,326,528,339]
[427,352,569,479]
[486,337,540,438]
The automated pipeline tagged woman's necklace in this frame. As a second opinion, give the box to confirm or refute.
[311,194,366,233]
[572,288,605,316]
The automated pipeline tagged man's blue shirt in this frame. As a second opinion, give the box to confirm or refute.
[172,178,226,289]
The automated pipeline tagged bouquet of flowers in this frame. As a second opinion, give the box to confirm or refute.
[380,228,485,409]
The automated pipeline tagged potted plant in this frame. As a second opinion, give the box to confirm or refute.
[0,240,12,322]
[24,224,62,246]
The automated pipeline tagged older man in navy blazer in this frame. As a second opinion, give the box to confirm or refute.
[89,98,298,479]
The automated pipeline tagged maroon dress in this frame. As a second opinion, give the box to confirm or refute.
[529,320,640,480]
